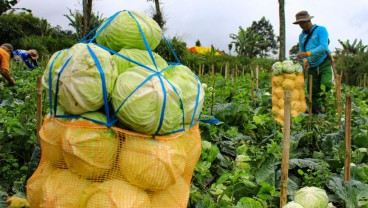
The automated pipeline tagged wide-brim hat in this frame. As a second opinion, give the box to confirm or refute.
[28,49,39,60]
[293,10,314,24]
[1,43,14,58]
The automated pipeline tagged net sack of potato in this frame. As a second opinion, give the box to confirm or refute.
[271,60,307,126]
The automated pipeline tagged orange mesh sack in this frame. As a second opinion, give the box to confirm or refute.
[271,61,307,125]
[27,117,202,208]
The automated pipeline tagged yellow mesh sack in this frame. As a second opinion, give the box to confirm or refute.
[27,116,201,208]
[271,73,307,124]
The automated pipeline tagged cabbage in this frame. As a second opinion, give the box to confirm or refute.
[119,136,187,191]
[274,86,284,99]
[42,49,69,89]
[282,79,295,90]
[282,60,295,73]
[50,43,118,115]
[111,65,183,135]
[113,48,168,74]
[96,10,162,51]
[151,177,189,208]
[294,75,305,89]
[294,187,329,208]
[81,179,151,208]
[272,75,284,87]
[294,63,303,73]
[62,112,118,179]
[291,89,301,101]
[27,161,57,208]
[39,118,68,168]
[41,169,91,208]
[272,61,282,75]
[163,65,204,126]
[283,201,304,208]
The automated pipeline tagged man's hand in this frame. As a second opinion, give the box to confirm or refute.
[296,52,308,58]
[303,60,310,69]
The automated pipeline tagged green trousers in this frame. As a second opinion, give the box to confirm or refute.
[307,59,334,107]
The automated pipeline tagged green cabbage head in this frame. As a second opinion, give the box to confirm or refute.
[42,49,69,89]
[294,187,329,208]
[283,201,304,208]
[272,61,282,75]
[163,64,204,127]
[111,65,183,135]
[113,48,168,75]
[50,43,118,115]
[96,10,162,52]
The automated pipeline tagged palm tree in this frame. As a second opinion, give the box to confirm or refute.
[278,0,286,61]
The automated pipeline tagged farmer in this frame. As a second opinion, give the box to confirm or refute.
[13,49,39,70]
[0,43,15,86]
[294,10,334,114]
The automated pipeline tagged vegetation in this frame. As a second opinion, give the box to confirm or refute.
[0,3,367,208]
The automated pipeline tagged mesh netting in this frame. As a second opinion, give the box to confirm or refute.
[27,116,201,207]
[271,72,307,125]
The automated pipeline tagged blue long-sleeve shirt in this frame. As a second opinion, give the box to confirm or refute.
[13,50,39,70]
[298,24,330,68]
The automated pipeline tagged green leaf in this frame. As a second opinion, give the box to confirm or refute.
[236,197,263,208]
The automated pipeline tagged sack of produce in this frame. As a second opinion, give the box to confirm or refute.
[271,60,307,125]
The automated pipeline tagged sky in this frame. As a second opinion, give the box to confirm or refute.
[14,0,368,57]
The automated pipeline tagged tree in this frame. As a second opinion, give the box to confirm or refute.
[230,26,261,58]
[288,43,299,62]
[147,0,166,29]
[248,16,278,57]
[335,39,367,55]
[64,9,104,41]
[82,0,93,37]
[195,39,201,47]
[278,0,286,60]
[0,0,18,15]
[228,43,233,55]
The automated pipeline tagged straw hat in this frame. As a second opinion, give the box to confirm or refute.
[293,10,314,24]
[28,49,39,60]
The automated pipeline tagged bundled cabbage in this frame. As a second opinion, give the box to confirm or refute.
[42,49,69,89]
[113,48,168,74]
[118,135,187,191]
[48,43,118,115]
[272,61,283,75]
[271,61,307,125]
[163,64,205,127]
[26,162,57,208]
[151,177,189,208]
[62,112,118,179]
[41,169,91,207]
[282,60,295,73]
[294,187,329,208]
[111,65,183,135]
[81,179,151,208]
[96,10,162,51]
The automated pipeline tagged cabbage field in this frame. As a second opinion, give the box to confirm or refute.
[0,59,367,207]
[0,9,368,208]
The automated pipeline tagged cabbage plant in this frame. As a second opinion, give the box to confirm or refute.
[96,10,162,52]
[294,187,329,208]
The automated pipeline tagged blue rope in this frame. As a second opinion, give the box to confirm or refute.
[53,56,73,116]
[190,74,202,128]
[88,11,122,43]
[87,45,114,127]
[48,50,64,115]
[128,11,158,71]
[162,33,181,64]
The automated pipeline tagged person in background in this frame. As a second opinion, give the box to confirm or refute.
[0,43,15,86]
[13,49,39,70]
[294,10,334,114]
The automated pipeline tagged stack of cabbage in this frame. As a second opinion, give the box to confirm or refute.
[29,10,203,208]
[271,60,307,125]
